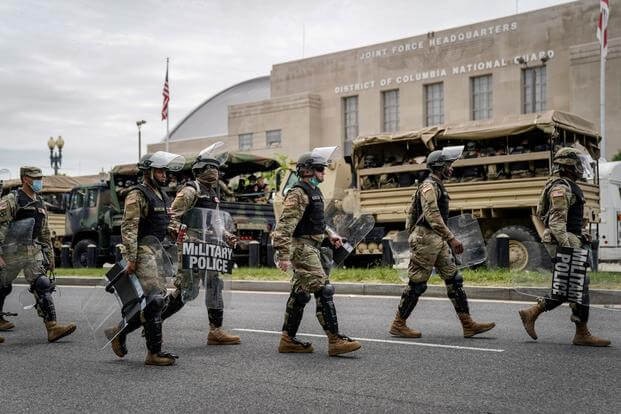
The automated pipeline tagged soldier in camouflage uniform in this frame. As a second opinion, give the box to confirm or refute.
[389,149,496,339]
[105,152,184,366]
[162,147,240,346]
[0,166,76,343]
[519,147,610,346]
[274,149,361,356]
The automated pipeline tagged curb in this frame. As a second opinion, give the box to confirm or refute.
[14,277,620,305]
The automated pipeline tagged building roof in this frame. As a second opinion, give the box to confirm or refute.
[165,76,270,142]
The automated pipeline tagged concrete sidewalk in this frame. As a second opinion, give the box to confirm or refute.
[14,276,621,305]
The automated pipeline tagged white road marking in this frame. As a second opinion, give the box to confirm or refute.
[233,328,505,353]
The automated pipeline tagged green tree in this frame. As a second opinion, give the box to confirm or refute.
[612,151,621,162]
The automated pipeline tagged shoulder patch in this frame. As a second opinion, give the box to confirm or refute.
[551,189,565,198]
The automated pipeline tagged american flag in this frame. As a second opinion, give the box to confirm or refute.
[161,66,169,121]
[597,0,610,57]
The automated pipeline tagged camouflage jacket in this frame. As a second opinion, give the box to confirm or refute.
[272,184,333,261]
[405,176,454,241]
[0,190,53,262]
[539,177,587,247]
[121,186,164,262]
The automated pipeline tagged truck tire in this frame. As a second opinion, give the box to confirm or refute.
[486,226,543,271]
[72,239,95,268]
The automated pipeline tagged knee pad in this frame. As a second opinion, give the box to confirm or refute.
[31,276,55,297]
[292,291,311,306]
[408,280,427,296]
[445,272,464,289]
[143,293,166,319]
[0,283,12,297]
[320,283,335,299]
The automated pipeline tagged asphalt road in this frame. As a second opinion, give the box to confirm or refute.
[0,285,619,413]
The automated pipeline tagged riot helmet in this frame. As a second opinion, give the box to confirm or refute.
[426,145,464,179]
[296,146,338,179]
[552,147,593,180]
[193,142,228,175]
[137,151,186,187]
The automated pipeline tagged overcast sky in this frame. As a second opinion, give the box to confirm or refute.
[0,0,574,178]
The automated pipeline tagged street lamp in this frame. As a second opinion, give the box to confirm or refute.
[48,135,64,175]
[136,120,146,160]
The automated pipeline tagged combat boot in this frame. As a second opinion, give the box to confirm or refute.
[207,327,241,345]
[389,313,422,338]
[572,323,611,347]
[104,325,128,357]
[45,320,77,343]
[518,302,544,340]
[327,332,361,356]
[278,334,314,353]
[145,351,176,366]
[457,313,495,338]
[0,317,15,331]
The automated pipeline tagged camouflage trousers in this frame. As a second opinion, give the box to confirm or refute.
[131,244,167,295]
[173,269,224,309]
[290,238,330,294]
[0,245,45,287]
[408,226,457,283]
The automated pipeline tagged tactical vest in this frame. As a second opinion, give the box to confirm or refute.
[14,189,46,239]
[186,180,219,209]
[134,184,170,242]
[537,177,584,236]
[292,181,325,237]
[413,176,449,229]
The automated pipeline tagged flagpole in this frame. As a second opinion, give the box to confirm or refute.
[600,42,606,160]
[165,57,170,152]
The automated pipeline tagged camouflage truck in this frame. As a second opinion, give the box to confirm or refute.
[275,111,601,270]
[64,152,280,267]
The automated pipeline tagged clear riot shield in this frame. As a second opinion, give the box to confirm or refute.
[446,214,487,268]
[324,202,375,269]
[81,236,177,349]
[512,242,621,315]
[389,214,486,282]
[180,207,235,309]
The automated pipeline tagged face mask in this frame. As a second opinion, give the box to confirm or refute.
[309,177,321,186]
[31,179,43,193]
[198,169,219,185]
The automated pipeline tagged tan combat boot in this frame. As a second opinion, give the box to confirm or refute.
[572,323,611,347]
[327,333,361,356]
[207,327,241,345]
[0,317,15,331]
[389,313,422,338]
[278,334,314,353]
[457,313,495,338]
[518,303,544,340]
[45,321,77,343]
[104,325,127,358]
[145,352,176,366]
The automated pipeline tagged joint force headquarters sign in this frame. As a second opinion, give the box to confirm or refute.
[182,241,234,274]
[551,247,589,304]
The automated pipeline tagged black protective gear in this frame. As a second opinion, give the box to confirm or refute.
[15,190,46,239]
[314,284,339,334]
[142,293,166,354]
[208,308,224,328]
[0,284,13,311]
[397,281,427,319]
[538,295,590,324]
[445,273,469,314]
[292,181,325,237]
[31,275,57,322]
[161,293,185,321]
[133,184,171,242]
[413,176,449,229]
[282,290,311,337]
[186,181,219,209]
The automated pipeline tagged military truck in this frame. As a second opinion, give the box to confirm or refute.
[275,111,601,270]
[64,152,281,267]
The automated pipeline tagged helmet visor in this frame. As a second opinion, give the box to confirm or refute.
[440,145,464,162]
[198,141,228,166]
[310,146,339,166]
[149,151,186,171]
[578,153,594,180]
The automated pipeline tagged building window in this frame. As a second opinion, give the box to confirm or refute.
[382,90,399,132]
[266,129,281,148]
[343,96,358,141]
[424,82,444,126]
[239,133,253,150]
[522,66,546,113]
[471,75,493,120]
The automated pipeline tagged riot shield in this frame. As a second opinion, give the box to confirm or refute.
[81,236,178,349]
[512,242,621,315]
[388,214,486,282]
[180,207,235,309]
[446,214,487,268]
[324,202,375,268]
